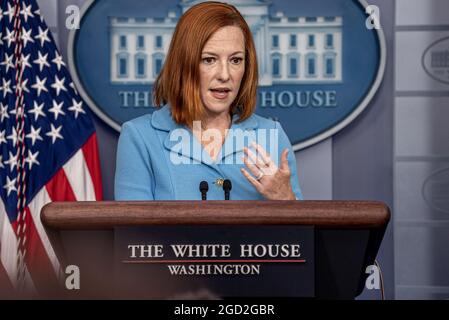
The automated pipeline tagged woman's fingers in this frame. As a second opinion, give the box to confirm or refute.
[279,148,290,172]
[250,141,272,165]
[242,155,263,179]
[249,142,279,176]
[240,167,262,190]
[244,146,277,177]
[244,147,266,169]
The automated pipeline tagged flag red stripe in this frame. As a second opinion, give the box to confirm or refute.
[45,168,77,201]
[12,208,60,295]
[82,133,103,200]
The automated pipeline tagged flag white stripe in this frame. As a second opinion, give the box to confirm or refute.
[0,199,17,287]
[63,149,96,201]
[27,188,61,276]
[22,267,36,294]
[0,198,36,293]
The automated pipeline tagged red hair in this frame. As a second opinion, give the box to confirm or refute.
[153,1,258,125]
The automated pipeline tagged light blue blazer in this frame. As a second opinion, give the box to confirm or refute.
[114,105,303,200]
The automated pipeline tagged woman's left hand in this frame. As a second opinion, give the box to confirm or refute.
[241,142,296,200]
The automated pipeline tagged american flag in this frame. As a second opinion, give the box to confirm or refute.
[0,0,103,296]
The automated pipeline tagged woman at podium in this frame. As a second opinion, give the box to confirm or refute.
[114,2,303,201]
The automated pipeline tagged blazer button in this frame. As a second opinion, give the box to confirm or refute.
[214,178,224,187]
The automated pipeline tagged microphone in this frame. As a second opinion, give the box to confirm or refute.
[199,181,209,200]
[223,179,232,200]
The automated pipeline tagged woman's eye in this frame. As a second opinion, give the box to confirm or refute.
[202,57,215,64]
[231,57,243,64]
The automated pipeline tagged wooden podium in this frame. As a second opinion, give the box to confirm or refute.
[41,200,390,299]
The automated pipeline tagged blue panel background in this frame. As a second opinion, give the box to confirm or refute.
[74,0,381,146]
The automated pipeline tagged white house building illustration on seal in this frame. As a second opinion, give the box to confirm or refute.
[109,0,342,86]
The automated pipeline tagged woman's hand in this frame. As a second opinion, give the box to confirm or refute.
[240,142,296,200]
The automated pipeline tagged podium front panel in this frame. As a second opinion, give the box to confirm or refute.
[114,225,315,298]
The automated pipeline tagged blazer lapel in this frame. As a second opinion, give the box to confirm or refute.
[220,115,258,162]
[152,106,216,166]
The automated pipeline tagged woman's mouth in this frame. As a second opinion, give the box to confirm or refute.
[210,88,231,100]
